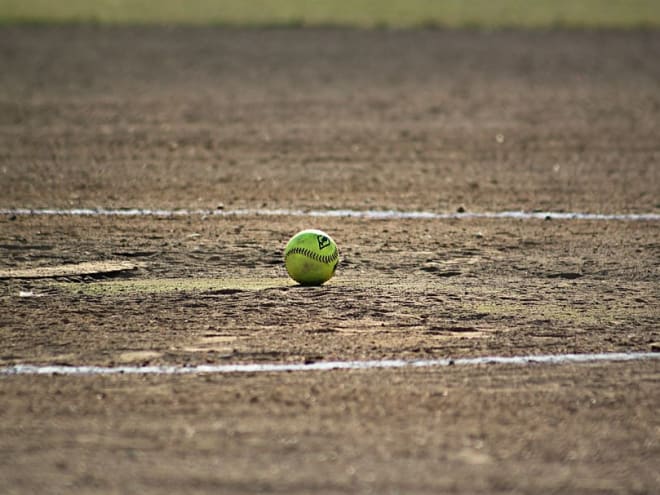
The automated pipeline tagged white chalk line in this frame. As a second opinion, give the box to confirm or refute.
[1,352,658,376]
[1,208,659,221]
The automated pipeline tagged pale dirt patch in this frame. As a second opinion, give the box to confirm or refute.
[0,261,141,279]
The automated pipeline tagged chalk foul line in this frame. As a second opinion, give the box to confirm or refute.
[1,352,658,376]
[1,208,659,221]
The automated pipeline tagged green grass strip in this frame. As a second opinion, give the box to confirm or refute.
[1,0,659,29]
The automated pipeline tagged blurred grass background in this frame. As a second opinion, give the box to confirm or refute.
[1,0,659,28]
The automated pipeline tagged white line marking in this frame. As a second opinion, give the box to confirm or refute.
[1,208,659,221]
[1,352,657,376]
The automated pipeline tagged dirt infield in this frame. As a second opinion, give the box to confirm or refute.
[1,214,659,367]
[1,362,658,494]
[2,27,659,213]
[1,27,659,494]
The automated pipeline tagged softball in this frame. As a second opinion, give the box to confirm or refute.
[284,229,339,285]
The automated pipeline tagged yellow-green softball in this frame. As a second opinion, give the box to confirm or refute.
[284,229,339,285]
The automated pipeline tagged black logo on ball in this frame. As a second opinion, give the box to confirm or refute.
[317,235,331,250]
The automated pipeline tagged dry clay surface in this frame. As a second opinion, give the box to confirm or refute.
[1,27,659,494]
[1,214,658,366]
[1,27,659,213]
